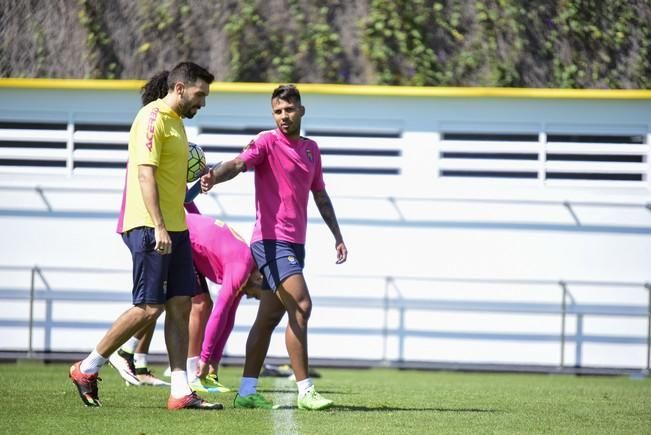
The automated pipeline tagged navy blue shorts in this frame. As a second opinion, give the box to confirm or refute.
[194,267,210,295]
[250,240,305,291]
[121,227,197,304]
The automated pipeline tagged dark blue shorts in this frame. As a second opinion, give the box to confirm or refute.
[250,240,305,291]
[121,227,197,304]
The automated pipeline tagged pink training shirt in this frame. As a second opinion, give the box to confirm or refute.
[239,128,325,244]
[186,213,254,288]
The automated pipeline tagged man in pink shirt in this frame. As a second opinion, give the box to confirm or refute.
[200,84,348,410]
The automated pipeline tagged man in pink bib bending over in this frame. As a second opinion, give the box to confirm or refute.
[184,209,264,392]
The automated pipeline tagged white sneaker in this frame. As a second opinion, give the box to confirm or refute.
[108,349,140,386]
[163,366,172,378]
[136,369,170,387]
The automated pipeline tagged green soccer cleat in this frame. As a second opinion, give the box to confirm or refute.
[189,378,221,394]
[203,374,231,393]
[297,388,333,411]
[234,393,278,409]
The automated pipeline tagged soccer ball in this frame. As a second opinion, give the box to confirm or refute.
[187,142,206,182]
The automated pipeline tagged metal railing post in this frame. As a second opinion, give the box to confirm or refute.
[559,281,567,370]
[574,314,583,368]
[382,276,391,365]
[28,266,36,359]
[398,306,405,362]
[646,283,651,374]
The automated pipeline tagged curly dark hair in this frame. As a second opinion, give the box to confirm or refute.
[140,71,169,106]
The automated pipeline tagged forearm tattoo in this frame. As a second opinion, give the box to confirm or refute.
[314,190,342,241]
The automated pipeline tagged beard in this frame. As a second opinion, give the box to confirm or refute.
[180,98,198,119]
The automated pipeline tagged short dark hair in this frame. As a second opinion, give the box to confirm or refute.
[272,84,301,104]
[167,62,214,90]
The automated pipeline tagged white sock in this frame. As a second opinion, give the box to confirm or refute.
[186,356,199,383]
[170,370,192,398]
[134,353,147,370]
[238,377,258,397]
[120,336,140,354]
[79,349,107,374]
[296,377,314,396]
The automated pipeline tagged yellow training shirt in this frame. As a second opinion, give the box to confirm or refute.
[117,99,188,233]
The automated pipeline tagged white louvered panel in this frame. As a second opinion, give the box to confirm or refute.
[0,130,69,141]
[203,151,243,164]
[439,140,539,151]
[73,149,128,162]
[73,167,125,176]
[0,166,67,175]
[73,131,129,143]
[320,154,400,169]
[545,161,647,173]
[196,133,263,146]
[310,136,403,149]
[438,159,540,171]
[0,149,68,159]
[545,179,647,188]
[545,143,648,154]
[439,143,541,154]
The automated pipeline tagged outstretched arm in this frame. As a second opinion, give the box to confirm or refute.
[184,200,201,215]
[313,189,347,264]
[200,157,247,193]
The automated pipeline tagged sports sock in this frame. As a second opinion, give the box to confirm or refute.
[79,349,107,374]
[187,356,199,383]
[120,336,140,354]
[134,352,147,370]
[170,370,193,398]
[296,377,314,396]
[238,377,258,397]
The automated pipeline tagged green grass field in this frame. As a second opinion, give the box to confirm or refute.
[1,361,650,434]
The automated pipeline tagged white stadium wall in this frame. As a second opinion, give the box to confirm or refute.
[0,80,650,372]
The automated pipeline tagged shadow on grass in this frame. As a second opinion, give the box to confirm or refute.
[259,388,349,395]
[269,404,499,413]
[331,404,498,413]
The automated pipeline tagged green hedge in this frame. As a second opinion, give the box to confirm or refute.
[2,0,649,88]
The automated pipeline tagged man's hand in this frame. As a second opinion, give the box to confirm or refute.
[200,168,216,193]
[335,241,348,264]
[154,224,172,255]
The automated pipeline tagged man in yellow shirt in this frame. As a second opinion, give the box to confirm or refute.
[69,62,221,410]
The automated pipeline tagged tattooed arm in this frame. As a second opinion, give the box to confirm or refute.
[313,189,348,264]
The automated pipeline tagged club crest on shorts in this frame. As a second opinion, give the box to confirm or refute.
[287,256,297,265]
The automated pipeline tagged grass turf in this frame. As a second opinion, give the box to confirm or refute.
[0,361,649,434]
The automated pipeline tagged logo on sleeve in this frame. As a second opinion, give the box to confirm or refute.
[306,148,313,162]
[242,139,254,151]
[145,108,160,151]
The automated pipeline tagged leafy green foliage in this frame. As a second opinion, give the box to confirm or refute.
[225,0,346,83]
[77,0,122,79]
[2,0,649,87]
[360,0,651,88]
